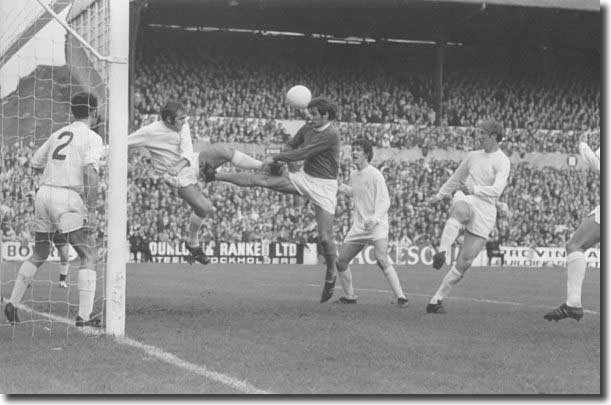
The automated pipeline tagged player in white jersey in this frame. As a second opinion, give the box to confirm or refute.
[426,120,511,314]
[544,132,600,322]
[334,139,408,307]
[4,92,104,327]
[128,101,264,264]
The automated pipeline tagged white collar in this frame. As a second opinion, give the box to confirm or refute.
[313,122,331,132]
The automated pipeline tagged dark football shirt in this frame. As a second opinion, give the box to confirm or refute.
[273,123,340,180]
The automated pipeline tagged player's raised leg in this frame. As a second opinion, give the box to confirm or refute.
[177,184,215,265]
[213,170,300,195]
[427,231,487,314]
[335,242,363,304]
[544,213,599,322]
[199,144,264,176]
[4,233,52,324]
[433,200,469,270]
[373,238,408,307]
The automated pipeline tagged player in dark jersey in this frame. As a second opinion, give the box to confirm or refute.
[206,98,341,302]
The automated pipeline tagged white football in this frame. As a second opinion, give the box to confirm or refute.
[286,85,312,108]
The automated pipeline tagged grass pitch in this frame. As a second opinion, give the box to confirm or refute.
[0,262,601,394]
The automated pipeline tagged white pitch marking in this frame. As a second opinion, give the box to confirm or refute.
[305,284,600,315]
[15,305,272,394]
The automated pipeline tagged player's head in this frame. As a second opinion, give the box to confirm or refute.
[352,138,373,163]
[307,97,338,126]
[71,92,98,120]
[161,101,187,131]
[476,120,504,143]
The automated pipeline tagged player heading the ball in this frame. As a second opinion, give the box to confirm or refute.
[207,97,341,303]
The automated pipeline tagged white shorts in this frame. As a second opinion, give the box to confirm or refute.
[288,170,338,215]
[164,153,199,188]
[589,205,600,225]
[34,185,86,234]
[452,190,496,239]
[344,222,389,244]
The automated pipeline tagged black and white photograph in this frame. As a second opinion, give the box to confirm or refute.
[0,0,603,395]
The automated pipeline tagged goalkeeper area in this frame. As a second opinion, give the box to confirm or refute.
[0,262,600,394]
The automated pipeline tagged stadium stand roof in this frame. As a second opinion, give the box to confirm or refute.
[140,0,600,50]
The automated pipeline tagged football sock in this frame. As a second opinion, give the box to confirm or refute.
[59,262,69,278]
[382,266,406,299]
[187,212,205,247]
[10,261,38,304]
[321,240,338,282]
[324,255,337,282]
[430,265,462,303]
[566,251,586,308]
[338,267,355,299]
[231,151,263,170]
[78,269,96,320]
[439,217,462,254]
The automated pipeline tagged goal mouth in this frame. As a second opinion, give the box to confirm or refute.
[1,0,128,337]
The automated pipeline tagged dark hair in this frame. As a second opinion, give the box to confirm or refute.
[352,138,373,162]
[478,120,505,142]
[307,97,338,121]
[161,101,184,124]
[71,92,98,119]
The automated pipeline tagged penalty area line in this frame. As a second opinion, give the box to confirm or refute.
[305,284,600,315]
[15,305,273,394]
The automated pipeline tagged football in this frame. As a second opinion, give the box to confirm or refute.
[286,85,312,108]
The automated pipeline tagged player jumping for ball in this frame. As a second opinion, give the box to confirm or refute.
[426,120,511,314]
[127,100,264,264]
[334,138,408,307]
[206,97,341,302]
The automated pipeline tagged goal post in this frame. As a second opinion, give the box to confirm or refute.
[104,0,129,337]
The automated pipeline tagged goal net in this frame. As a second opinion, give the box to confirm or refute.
[0,0,128,337]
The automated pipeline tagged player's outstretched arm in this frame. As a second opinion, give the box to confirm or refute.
[178,120,194,159]
[437,157,470,198]
[127,126,150,149]
[370,171,391,226]
[273,132,337,163]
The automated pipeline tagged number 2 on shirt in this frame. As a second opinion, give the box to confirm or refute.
[51,131,74,160]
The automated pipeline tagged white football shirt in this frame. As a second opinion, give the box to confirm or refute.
[349,164,391,229]
[31,121,104,193]
[438,149,511,206]
[127,120,194,174]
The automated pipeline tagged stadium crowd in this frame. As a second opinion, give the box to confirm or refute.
[1,142,599,255]
[140,114,600,157]
[0,32,599,258]
[134,29,599,132]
